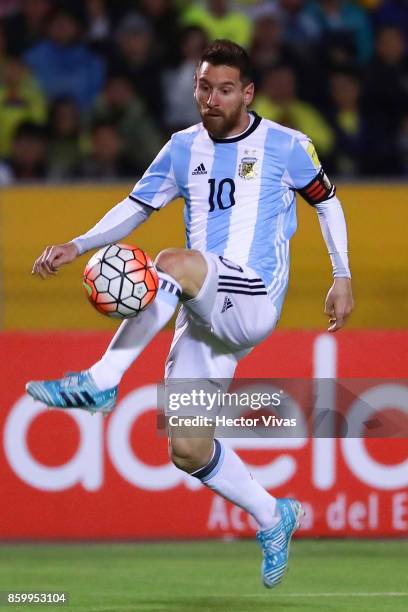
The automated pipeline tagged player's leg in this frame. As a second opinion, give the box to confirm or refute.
[165,318,281,539]
[165,259,303,588]
[89,249,207,390]
[171,433,282,530]
[171,431,303,588]
[26,249,207,411]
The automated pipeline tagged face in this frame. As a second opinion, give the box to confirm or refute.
[12,136,47,166]
[377,28,404,64]
[92,127,121,160]
[253,15,282,49]
[281,0,303,13]
[23,0,50,22]
[4,60,27,88]
[262,68,295,104]
[330,74,359,108]
[119,30,151,59]
[323,0,340,10]
[142,0,167,17]
[49,14,79,46]
[208,0,227,16]
[105,78,134,107]
[53,101,80,136]
[194,62,254,138]
[181,29,207,61]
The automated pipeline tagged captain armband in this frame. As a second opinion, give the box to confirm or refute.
[297,168,336,206]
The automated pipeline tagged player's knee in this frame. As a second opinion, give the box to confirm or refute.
[169,438,212,473]
[155,248,183,279]
[155,249,206,297]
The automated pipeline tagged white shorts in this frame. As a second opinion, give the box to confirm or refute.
[165,252,279,380]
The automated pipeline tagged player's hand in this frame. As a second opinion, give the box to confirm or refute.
[32,242,79,279]
[324,277,354,332]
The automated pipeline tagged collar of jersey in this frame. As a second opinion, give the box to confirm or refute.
[208,111,262,144]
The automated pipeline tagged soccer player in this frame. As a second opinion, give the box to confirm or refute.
[26,40,353,588]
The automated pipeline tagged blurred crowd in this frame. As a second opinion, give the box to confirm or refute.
[0,0,407,184]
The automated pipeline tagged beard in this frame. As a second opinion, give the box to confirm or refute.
[200,105,243,139]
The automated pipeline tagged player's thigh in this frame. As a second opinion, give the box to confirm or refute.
[183,252,279,350]
[164,310,243,433]
[165,307,242,380]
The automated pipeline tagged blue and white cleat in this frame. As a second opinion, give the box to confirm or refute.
[256,497,303,589]
[25,371,117,415]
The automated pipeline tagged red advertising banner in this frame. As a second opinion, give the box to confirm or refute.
[0,331,407,539]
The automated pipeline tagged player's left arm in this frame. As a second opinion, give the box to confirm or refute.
[314,193,353,333]
[287,138,354,332]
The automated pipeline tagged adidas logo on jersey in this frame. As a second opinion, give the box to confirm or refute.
[221,296,234,313]
[192,163,207,175]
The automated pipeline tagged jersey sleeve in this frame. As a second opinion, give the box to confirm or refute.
[286,136,336,205]
[129,140,180,210]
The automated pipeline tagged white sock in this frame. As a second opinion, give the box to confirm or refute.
[90,273,181,390]
[192,439,279,531]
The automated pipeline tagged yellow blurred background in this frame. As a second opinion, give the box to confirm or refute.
[1,183,406,330]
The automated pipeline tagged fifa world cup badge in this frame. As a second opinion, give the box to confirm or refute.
[239,156,258,179]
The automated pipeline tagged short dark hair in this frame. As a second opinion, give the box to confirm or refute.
[198,39,253,84]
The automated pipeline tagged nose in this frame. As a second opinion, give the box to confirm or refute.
[207,90,220,107]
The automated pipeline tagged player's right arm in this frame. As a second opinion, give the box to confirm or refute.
[31,199,152,278]
[32,241,79,278]
[32,141,180,279]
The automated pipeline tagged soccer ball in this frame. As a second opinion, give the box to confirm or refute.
[83,244,159,318]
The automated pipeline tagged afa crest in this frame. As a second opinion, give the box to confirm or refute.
[239,156,258,179]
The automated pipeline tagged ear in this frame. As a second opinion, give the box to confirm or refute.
[244,82,255,106]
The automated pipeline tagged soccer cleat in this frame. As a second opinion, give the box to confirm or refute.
[256,497,303,589]
[25,371,118,415]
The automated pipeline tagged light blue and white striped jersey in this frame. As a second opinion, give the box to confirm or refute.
[129,112,323,309]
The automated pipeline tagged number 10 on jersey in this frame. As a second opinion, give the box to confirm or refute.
[208,178,236,211]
